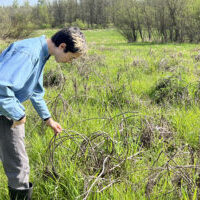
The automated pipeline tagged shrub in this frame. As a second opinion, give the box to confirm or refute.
[194,81,200,103]
[105,85,129,108]
[71,19,88,30]
[43,68,64,88]
[0,9,35,39]
[157,57,179,72]
[140,117,173,149]
[149,76,190,105]
[40,24,51,29]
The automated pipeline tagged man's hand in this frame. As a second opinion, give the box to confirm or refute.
[45,118,62,135]
[12,116,26,128]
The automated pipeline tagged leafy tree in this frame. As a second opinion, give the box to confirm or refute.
[12,0,19,8]
[114,0,140,42]
[32,0,50,28]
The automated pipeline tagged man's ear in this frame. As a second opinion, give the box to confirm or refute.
[59,43,66,50]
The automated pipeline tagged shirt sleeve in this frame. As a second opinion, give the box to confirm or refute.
[30,71,51,120]
[0,86,25,120]
[0,49,34,120]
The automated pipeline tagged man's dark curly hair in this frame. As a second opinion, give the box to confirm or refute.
[51,27,86,54]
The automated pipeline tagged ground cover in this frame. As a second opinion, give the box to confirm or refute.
[0,29,200,199]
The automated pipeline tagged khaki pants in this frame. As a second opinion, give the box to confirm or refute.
[0,116,29,189]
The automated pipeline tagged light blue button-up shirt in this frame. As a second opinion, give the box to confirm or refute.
[0,35,51,120]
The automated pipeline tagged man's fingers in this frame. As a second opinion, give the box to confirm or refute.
[54,125,63,135]
[46,119,63,135]
[56,124,63,132]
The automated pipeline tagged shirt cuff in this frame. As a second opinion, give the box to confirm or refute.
[17,115,25,121]
[44,117,51,121]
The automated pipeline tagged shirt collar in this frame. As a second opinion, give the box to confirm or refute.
[40,35,51,61]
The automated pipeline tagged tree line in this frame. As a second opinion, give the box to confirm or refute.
[0,0,200,43]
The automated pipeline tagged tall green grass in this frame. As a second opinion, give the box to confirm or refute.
[0,29,200,199]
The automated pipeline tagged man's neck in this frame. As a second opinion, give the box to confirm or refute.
[46,38,55,56]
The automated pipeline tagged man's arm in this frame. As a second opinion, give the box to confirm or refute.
[30,72,51,120]
[30,72,62,134]
[0,50,34,121]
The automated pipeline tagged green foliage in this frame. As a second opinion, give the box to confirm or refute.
[150,75,190,105]
[32,0,50,29]
[114,0,200,43]
[12,0,19,8]
[1,29,200,199]
[0,0,200,42]
[0,7,35,39]
[105,85,128,108]
[114,0,139,42]
[43,68,64,88]
[71,19,88,30]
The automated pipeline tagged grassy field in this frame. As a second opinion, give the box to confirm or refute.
[1,29,200,199]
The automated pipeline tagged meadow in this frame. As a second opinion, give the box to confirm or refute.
[0,29,200,199]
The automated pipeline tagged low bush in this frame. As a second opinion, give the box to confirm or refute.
[43,68,64,88]
[105,85,129,108]
[71,19,88,30]
[149,76,190,105]
[0,10,35,39]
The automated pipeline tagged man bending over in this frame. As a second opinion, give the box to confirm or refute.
[0,27,86,199]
